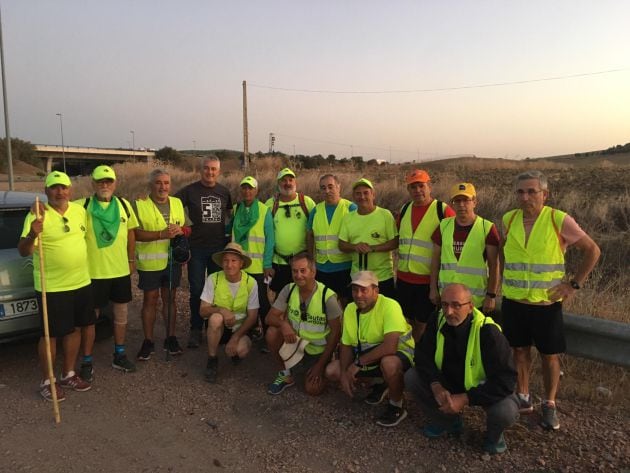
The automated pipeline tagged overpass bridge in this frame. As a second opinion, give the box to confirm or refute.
[34,145,156,174]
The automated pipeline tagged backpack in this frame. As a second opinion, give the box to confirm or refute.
[83,196,131,219]
[271,193,310,218]
[399,199,445,223]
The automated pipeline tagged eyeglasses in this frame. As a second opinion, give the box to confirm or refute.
[451,197,473,204]
[61,216,70,233]
[515,189,543,196]
[440,300,471,310]
[299,301,308,321]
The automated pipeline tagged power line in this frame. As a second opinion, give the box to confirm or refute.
[250,68,628,95]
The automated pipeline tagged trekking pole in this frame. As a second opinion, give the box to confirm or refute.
[35,197,61,424]
[165,243,173,362]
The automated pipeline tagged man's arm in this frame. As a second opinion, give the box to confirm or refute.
[483,244,500,313]
[308,317,341,381]
[355,332,399,367]
[371,236,399,253]
[429,243,442,305]
[548,233,601,301]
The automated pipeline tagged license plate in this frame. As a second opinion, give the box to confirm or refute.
[0,298,39,319]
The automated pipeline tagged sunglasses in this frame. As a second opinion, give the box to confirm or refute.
[62,216,70,233]
[299,301,308,321]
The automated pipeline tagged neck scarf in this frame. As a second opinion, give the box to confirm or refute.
[89,195,121,248]
[232,199,260,248]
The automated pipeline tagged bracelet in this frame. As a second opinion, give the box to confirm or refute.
[158,230,162,239]
[25,232,36,240]
[485,292,497,298]
[128,259,136,263]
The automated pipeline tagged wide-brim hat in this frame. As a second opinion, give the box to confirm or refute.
[279,338,310,370]
[211,242,252,269]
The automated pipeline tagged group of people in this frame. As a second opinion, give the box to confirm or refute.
[19,157,601,455]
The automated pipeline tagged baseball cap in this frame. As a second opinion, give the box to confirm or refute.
[45,171,71,188]
[406,169,431,185]
[450,182,476,200]
[92,165,116,181]
[349,271,379,288]
[352,178,374,190]
[276,168,296,180]
[239,176,258,188]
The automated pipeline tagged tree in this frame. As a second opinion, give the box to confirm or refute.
[0,137,38,172]
[326,154,336,164]
[155,146,182,165]
[351,156,364,170]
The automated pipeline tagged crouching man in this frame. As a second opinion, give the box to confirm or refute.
[199,243,259,383]
[326,271,415,428]
[404,283,519,454]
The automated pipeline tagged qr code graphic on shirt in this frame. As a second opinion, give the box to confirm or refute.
[201,196,222,223]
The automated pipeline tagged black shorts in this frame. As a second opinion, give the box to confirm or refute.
[36,284,95,338]
[378,278,396,299]
[316,269,351,300]
[502,298,566,355]
[356,352,412,378]
[92,275,132,308]
[270,263,292,293]
[396,280,436,323]
[138,265,182,292]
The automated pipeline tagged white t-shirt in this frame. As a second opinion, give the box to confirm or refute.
[200,275,260,311]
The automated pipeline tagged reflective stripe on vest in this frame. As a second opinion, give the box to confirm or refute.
[502,206,566,302]
[286,281,332,355]
[232,201,268,275]
[211,270,255,331]
[135,196,185,271]
[397,199,440,275]
[434,307,501,390]
[312,199,353,264]
[438,216,492,307]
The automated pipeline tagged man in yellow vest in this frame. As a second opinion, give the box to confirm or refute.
[429,183,500,314]
[199,243,259,383]
[338,178,398,298]
[74,165,139,381]
[501,170,600,430]
[397,169,454,341]
[405,284,518,454]
[134,169,189,360]
[265,252,342,396]
[18,171,93,401]
[231,176,274,331]
[307,174,357,306]
[326,271,415,428]
[265,168,316,297]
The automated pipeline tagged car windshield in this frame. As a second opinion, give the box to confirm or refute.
[0,208,29,250]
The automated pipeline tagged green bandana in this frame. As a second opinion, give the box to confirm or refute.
[232,199,260,249]
[89,196,121,248]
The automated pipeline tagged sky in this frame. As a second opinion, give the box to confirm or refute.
[2,0,630,162]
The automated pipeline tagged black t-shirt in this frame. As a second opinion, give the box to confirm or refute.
[175,181,232,249]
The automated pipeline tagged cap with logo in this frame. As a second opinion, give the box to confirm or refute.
[239,176,258,188]
[92,165,117,181]
[352,178,374,190]
[406,169,431,185]
[276,168,296,180]
[450,182,476,200]
[45,171,71,188]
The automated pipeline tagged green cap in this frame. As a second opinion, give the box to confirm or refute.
[276,168,296,180]
[352,178,374,190]
[239,176,258,188]
[92,165,116,181]
[45,171,71,188]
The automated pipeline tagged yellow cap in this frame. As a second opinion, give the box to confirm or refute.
[45,171,71,188]
[450,182,476,199]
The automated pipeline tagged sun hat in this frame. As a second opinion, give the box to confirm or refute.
[406,169,431,185]
[239,176,258,188]
[92,165,116,181]
[349,271,379,288]
[279,338,310,370]
[352,178,374,190]
[45,171,71,188]
[450,182,476,200]
[211,242,252,269]
[276,168,296,180]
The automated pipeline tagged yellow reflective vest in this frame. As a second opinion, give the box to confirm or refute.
[135,196,185,271]
[435,307,501,390]
[232,201,268,275]
[438,216,493,307]
[312,199,353,265]
[502,206,566,302]
[211,270,256,331]
[398,199,443,275]
[286,282,335,355]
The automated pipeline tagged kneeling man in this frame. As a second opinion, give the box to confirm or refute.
[199,243,259,383]
[405,283,518,454]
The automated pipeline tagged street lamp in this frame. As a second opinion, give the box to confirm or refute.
[130,130,135,160]
[56,113,66,173]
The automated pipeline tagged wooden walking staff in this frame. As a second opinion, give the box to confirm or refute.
[35,196,61,423]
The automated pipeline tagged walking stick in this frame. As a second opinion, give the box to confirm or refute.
[35,197,61,423]
[165,243,173,362]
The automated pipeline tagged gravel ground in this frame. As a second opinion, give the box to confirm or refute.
[1,276,628,473]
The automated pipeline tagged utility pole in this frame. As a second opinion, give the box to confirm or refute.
[242,80,249,170]
[130,130,135,161]
[0,5,13,190]
[269,133,275,153]
[56,113,66,173]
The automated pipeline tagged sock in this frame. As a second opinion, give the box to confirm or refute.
[62,370,75,380]
[518,393,530,402]
[281,369,291,377]
[115,344,125,355]
[390,399,403,408]
[82,355,93,364]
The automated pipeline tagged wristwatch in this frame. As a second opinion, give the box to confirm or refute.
[569,280,581,290]
[485,292,497,299]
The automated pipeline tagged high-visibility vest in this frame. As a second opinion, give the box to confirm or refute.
[286,282,335,356]
[211,270,256,331]
[434,307,501,390]
[232,201,268,275]
[438,216,493,307]
[312,199,353,265]
[398,199,443,275]
[502,206,566,302]
[135,196,185,271]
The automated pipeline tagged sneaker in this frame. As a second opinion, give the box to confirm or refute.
[112,353,137,373]
[79,362,94,383]
[137,339,155,361]
[365,383,389,405]
[483,433,508,454]
[164,336,183,355]
[59,373,91,392]
[205,357,218,383]
[375,403,408,427]
[39,381,66,402]
[260,346,270,354]
[187,329,202,349]
[517,394,534,414]
[541,401,560,430]
[422,417,464,438]
[267,372,295,395]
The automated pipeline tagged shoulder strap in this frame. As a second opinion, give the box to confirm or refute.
[83,196,90,209]
[286,283,296,305]
[436,200,444,221]
[399,201,412,221]
[118,196,131,218]
[504,210,519,239]
[321,285,329,318]
[298,193,310,218]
